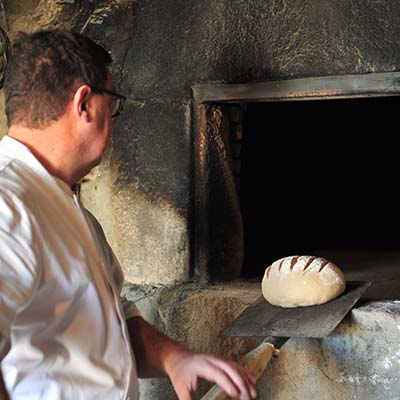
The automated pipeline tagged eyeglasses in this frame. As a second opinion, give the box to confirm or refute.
[91,87,127,119]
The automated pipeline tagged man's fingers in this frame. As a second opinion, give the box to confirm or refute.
[176,390,191,400]
[207,357,257,400]
[200,356,256,400]
[236,364,257,398]
[173,383,192,400]
[167,352,257,400]
[196,359,242,398]
[234,363,256,385]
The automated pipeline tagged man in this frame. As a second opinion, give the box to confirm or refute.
[0,30,257,400]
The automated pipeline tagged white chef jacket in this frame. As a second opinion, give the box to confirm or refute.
[0,136,139,400]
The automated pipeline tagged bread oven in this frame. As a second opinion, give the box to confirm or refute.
[192,71,400,282]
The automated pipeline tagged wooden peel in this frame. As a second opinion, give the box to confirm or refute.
[200,341,279,400]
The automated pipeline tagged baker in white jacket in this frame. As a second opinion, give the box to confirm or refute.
[0,29,256,400]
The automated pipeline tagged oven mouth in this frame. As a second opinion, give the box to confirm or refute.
[192,72,400,281]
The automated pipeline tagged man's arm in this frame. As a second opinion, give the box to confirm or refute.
[0,369,10,400]
[126,316,256,400]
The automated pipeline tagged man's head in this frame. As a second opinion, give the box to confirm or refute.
[3,29,127,185]
[4,29,112,129]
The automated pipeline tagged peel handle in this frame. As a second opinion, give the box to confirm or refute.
[199,342,277,400]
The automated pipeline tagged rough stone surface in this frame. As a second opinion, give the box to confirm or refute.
[256,301,400,399]
[124,0,400,101]
[123,280,400,400]
[4,0,93,38]
[0,0,8,135]
[0,90,6,135]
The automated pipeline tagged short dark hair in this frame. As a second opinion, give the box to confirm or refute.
[3,29,112,129]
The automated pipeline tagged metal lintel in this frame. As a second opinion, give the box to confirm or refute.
[192,71,400,104]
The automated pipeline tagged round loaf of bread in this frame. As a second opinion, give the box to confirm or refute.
[261,255,346,308]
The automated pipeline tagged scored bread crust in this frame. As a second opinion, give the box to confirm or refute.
[261,255,346,308]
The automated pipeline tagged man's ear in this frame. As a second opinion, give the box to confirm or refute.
[73,85,92,121]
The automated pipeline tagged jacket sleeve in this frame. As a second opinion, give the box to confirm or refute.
[108,247,141,320]
[0,193,41,361]
[83,208,141,320]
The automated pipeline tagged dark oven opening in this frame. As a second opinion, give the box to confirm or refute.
[239,98,400,277]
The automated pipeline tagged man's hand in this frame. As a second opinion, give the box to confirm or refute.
[126,316,257,400]
[164,347,257,400]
